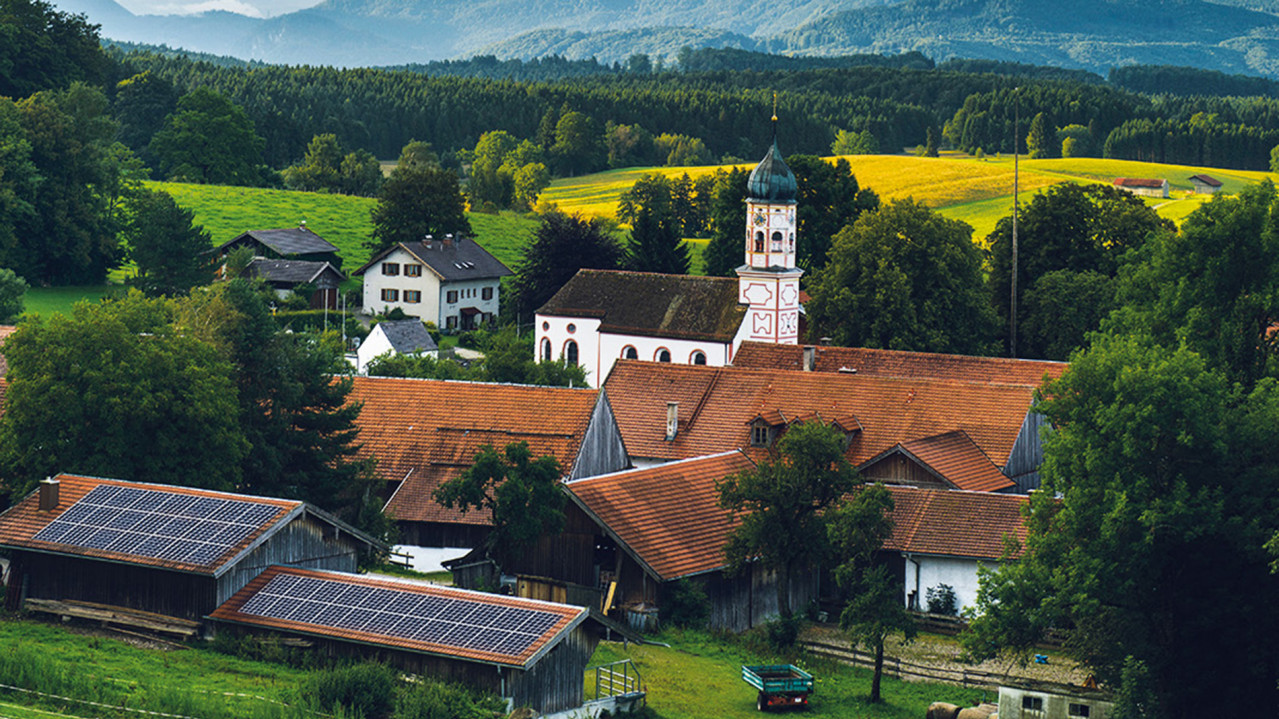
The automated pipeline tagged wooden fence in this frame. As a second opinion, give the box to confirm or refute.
[798,639,1009,691]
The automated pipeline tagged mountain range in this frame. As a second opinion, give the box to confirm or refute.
[52,0,1279,77]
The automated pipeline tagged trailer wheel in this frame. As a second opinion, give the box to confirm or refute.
[757,691,770,712]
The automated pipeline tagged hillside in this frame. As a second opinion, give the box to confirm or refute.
[540,154,1279,240]
[51,0,1279,77]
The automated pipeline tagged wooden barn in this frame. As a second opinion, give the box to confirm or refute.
[506,451,817,633]
[346,377,629,547]
[0,475,384,621]
[209,565,605,715]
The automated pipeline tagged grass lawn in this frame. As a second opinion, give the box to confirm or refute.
[23,285,127,318]
[592,629,989,719]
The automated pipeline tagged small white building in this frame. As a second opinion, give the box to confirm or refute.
[999,683,1113,719]
[354,235,511,330]
[534,125,804,387]
[355,319,439,375]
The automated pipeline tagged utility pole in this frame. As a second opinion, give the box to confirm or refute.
[1010,87,1020,358]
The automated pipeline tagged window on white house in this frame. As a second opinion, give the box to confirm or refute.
[623,346,638,360]
[691,350,707,365]
[381,262,400,275]
[1068,704,1089,718]
[404,264,422,277]
[541,338,552,362]
[446,290,458,303]
[404,290,421,303]
[482,287,493,301]
[381,289,399,302]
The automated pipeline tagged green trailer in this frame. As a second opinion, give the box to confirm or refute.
[741,664,814,712]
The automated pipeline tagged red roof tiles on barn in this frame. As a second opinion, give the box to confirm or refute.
[346,377,604,525]
[565,451,755,581]
[868,431,1015,493]
[732,342,1066,386]
[882,485,1029,560]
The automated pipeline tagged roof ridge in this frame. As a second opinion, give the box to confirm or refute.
[563,449,746,485]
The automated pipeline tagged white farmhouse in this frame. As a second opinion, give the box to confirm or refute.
[354,235,511,330]
[534,127,804,387]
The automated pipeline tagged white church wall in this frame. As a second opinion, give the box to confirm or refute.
[535,315,603,385]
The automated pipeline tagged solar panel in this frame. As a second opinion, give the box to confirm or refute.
[32,485,284,567]
[240,574,564,659]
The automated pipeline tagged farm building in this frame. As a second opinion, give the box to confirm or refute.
[346,377,629,547]
[211,224,343,268]
[879,486,1028,613]
[603,358,1052,492]
[245,258,346,310]
[0,475,383,621]
[1111,177,1169,198]
[732,341,1065,385]
[554,451,815,632]
[354,319,438,374]
[209,565,614,715]
[1188,173,1223,194]
[998,682,1113,719]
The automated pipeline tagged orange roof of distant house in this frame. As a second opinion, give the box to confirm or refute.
[603,361,1037,473]
[733,342,1066,386]
[0,474,299,575]
[347,377,603,525]
[1113,177,1166,188]
[210,565,586,669]
[565,451,754,581]
[882,485,1029,560]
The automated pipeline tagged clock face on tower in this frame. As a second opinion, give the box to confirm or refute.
[753,211,766,226]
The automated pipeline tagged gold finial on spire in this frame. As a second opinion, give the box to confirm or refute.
[772,92,778,122]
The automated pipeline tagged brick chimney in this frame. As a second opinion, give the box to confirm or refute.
[38,477,59,511]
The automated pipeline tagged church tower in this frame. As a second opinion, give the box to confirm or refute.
[737,119,803,344]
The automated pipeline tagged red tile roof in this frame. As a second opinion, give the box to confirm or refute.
[881,485,1029,560]
[209,565,586,669]
[347,377,603,525]
[732,342,1066,386]
[1188,174,1222,187]
[886,431,1015,492]
[603,361,1037,473]
[1113,177,1166,188]
[565,452,755,581]
[0,474,298,575]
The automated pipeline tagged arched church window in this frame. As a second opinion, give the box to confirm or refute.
[622,346,638,360]
[656,348,671,363]
[690,350,707,365]
[565,340,579,364]
[540,338,552,362]
[754,231,765,253]
[771,231,783,252]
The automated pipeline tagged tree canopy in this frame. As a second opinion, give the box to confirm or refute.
[0,0,107,99]
[124,188,213,297]
[367,142,471,255]
[808,198,997,355]
[508,211,622,318]
[148,87,267,186]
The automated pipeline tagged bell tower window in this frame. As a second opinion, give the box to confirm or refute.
[754,231,765,252]
[770,231,783,252]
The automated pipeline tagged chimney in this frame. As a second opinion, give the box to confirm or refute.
[819,336,832,346]
[443,233,454,248]
[38,477,59,511]
[803,345,816,372]
[665,402,679,441]
[299,220,308,231]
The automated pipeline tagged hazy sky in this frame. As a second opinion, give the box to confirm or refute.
[116,0,321,17]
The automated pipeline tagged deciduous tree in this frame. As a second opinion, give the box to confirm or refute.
[788,155,878,271]
[808,199,997,354]
[509,211,622,318]
[0,0,107,99]
[702,167,751,277]
[367,141,470,254]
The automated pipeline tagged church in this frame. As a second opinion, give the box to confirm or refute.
[535,127,804,387]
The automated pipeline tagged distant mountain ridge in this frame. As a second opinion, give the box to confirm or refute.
[51,0,1279,77]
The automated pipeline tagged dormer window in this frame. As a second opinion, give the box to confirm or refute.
[751,424,772,447]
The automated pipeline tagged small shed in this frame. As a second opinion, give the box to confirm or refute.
[246,258,346,310]
[0,475,384,621]
[356,319,438,375]
[212,225,343,268]
[1188,174,1223,194]
[999,681,1113,719]
[1112,177,1169,198]
[210,565,603,715]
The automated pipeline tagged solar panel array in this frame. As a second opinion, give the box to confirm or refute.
[32,484,282,567]
[240,573,563,658]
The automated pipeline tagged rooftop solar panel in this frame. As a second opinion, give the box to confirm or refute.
[31,485,284,568]
[240,574,563,659]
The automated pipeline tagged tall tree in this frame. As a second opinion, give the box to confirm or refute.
[112,71,178,165]
[0,291,248,500]
[620,173,690,275]
[987,181,1171,358]
[702,167,750,277]
[434,441,565,569]
[551,110,605,176]
[1026,111,1055,158]
[0,0,107,99]
[0,267,26,322]
[787,155,878,271]
[828,483,912,703]
[808,198,997,355]
[124,188,212,297]
[148,87,266,186]
[367,141,470,255]
[509,211,622,318]
[719,421,861,619]
[282,133,343,192]
[962,333,1279,717]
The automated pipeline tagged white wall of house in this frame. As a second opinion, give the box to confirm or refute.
[361,248,442,321]
[534,314,735,388]
[902,553,994,614]
[436,278,501,330]
[354,325,439,375]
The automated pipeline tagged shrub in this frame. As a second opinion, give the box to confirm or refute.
[764,615,802,650]
[305,663,398,719]
[661,579,710,629]
[926,583,958,615]
[393,680,505,719]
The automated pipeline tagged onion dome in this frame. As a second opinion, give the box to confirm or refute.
[747,136,798,202]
